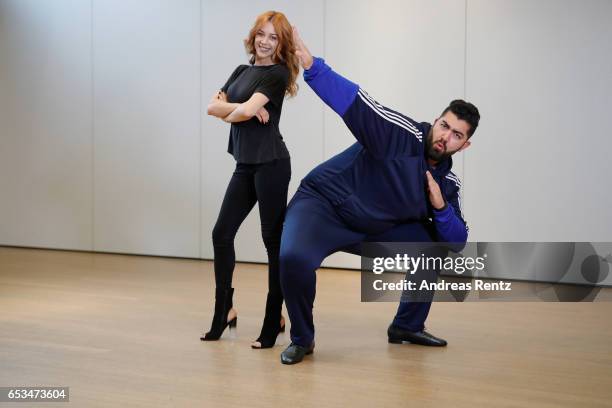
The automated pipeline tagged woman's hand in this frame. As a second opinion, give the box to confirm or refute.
[207,91,238,118]
[210,91,227,104]
[255,107,269,124]
[209,91,222,105]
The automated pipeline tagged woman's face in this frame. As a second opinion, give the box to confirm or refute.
[254,21,279,63]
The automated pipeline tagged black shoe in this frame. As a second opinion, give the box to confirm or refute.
[200,288,236,341]
[252,292,285,349]
[280,342,314,365]
[387,324,447,346]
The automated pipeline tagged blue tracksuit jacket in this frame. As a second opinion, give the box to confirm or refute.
[299,57,468,243]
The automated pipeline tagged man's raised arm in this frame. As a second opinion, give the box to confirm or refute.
[293,27,423,159]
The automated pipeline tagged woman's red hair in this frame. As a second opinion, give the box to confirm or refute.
[244,11,299,97]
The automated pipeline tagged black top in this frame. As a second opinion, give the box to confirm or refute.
[221,64,290,163]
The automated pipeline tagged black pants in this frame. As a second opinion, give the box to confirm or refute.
[212,158,291,296]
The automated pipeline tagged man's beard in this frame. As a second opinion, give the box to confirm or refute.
[425,130,451,162]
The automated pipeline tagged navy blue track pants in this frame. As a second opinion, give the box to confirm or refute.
[280,190,436,347]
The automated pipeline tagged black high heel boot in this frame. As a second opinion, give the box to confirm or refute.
[252,292,285,349]
[200,287,237,341]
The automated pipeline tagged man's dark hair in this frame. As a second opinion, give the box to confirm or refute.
[441,99,480,138]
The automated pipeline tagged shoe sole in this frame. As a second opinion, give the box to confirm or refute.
[388,338,447,346]
[388,339,412,344]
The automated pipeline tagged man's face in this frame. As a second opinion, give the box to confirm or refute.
[426,111,472,162]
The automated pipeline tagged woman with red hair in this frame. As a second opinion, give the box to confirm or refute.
[202,11,299,349]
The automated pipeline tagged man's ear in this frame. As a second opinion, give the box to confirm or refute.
[458,140,471,152]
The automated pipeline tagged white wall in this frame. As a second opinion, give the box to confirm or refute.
[464,0,612,242]
[93,0,201,257]
[1,1,611,282]
[0,0,93,250]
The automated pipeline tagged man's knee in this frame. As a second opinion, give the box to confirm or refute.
[279,244,321,285]
[280,246,311,274]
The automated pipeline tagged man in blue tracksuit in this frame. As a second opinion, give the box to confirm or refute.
[279,29,480,364]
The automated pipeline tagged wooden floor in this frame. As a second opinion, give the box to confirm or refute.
[1,247,611,408]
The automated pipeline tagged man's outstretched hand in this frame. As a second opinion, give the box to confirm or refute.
[292,26,313,70]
